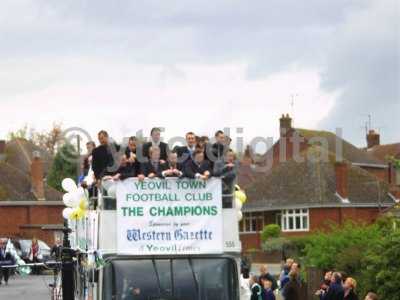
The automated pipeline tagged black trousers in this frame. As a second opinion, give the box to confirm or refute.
[0,266,10,283]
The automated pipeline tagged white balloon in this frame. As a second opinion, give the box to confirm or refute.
[237,211,243,221]
[63,193,74,207]
[62,178,77,192]
[235,197,243,210]
[62,207,74,219]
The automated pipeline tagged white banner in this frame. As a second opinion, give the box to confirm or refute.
[116,177,223,255]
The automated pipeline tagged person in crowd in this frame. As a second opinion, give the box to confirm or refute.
[29,237,42,275]
[82,141,96,176]
[213,149,238,208]
[106,154,137,181]
[259,265,278,292]
[174,132,197,163]
[280,258,294,292]
[50,237,62,260]
[282,271,301,300]
[138,147,163,180]
[0,239,13,286]
[183,149,212,180]
[249,274,263,300]
[315,271,333,299]
[124,136,141,175]
[261,279,276,300]
[364,292,378,300]
[92,130,117,182]
[323,272,344,300]
[210,130,227,163]
[142,128,169,162]
[160,152,183,178]
[343,277,358,300]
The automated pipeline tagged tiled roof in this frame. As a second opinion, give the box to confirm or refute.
[0,139,62,201]
[366,143,400,162]
[243,146,393,211]
[295,128,385,166]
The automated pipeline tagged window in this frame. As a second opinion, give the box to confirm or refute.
[278,209,309,232]
[239,212,264,233]
[103,258,238,300]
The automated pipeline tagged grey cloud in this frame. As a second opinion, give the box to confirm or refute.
[318,0,400,145]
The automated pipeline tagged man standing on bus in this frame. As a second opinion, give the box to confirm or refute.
[142,128,169,162]
[174,132,197,164]
[161,151,184,178]
[138,147,163,180]
[184,149,212,180]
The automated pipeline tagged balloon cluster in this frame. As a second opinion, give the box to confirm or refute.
[62,178,89,220]
[234,184,247,221]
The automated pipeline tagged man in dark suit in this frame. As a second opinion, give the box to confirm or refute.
[209,130,227,164]
[138,146,163,180]
[160,152,183,178]
[174,131,197,164]
[92,130,117,181]
[184,149,212,180]
[142,128,169,162]
[107,154,137,181]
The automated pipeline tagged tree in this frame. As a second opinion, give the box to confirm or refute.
[288,218,400,299]
[47,143,79,192]
[8,123,63,155]
[261,224,281,242]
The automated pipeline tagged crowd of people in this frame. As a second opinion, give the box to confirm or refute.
[241,258,380,300]
[81,128,238,206]
[314,270,379,300]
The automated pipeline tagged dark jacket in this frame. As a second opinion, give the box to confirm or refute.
[263,288,276,300]
[324,282,344,300]
[251,283,262,300]
[173,145,195,163]
[344,290,358,300]
[283,280,301,300]
[140,161,163,177]
[116,163,137,180]
[160,161,183,178]
[210,142,225,162]
[213,160,237,192]
[259,273,278,291]
[142,141,169,161]
[183,159,212,178]
[92,144,115,180]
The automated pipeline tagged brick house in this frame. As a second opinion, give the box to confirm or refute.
[363,129,400,188]
[0,139,64,245]
[238,115,399,251]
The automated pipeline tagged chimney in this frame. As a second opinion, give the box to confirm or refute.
[31,151,45,201]
[335,162,348,200]
[280,113,292,137]
[366,129,380,149]
[0,140,5,162]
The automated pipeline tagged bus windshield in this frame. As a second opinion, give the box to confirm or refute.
[103,257,238,300]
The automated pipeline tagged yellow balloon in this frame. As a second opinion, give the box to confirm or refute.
[235,190,247,204]
[79,198,88,210]
[69,207,86,220]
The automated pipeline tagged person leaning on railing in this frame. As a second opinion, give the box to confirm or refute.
[213,149,238,208]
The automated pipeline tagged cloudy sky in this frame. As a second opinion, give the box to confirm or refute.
[0,0,398,151]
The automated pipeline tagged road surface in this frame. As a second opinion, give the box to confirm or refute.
[0,274,55,300]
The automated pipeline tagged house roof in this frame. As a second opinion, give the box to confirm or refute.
[294,128,385,166]
[0,139,62,201]
[4,138,53,175]
[243,146,394,212]
[366,143,400,162]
